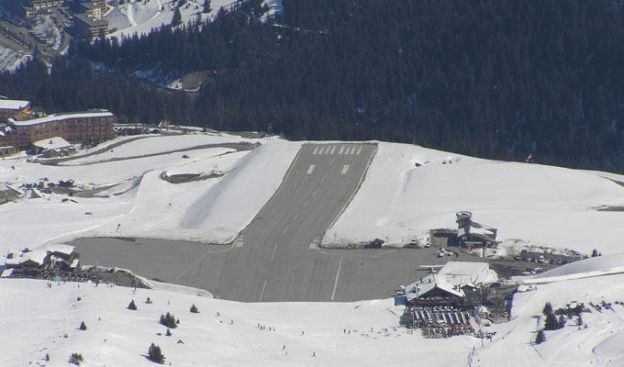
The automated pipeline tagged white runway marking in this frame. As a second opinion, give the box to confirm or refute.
[341,164,350,175]
[338,146,345,154]
[233,235,245,248]
[331,255,344,301]
[270,243,279,261]
[259,279,268,301]
[306,164,316,175]
[330,146,336,154]
[348,146,355,155]
[313,146,320,155]
[356,146,362,155]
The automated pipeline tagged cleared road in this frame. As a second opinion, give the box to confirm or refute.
[74,143,481,302]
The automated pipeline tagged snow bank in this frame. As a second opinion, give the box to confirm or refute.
[179,141,301,243]
[524,252,624,283]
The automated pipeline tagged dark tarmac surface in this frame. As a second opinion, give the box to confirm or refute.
[73,143,484,302]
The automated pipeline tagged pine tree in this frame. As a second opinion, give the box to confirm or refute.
[190,304,199,313]
[543,302,553,316]
[128,300,137,310]
[203,0,211,13]
[535,330,546,344]
[69,353,84,365]
[159,312,177,328]
[172,7,182,26]
[544,313,559,330]
[79,321,87,331]
[147,343,165,364]
[166,328,172,336]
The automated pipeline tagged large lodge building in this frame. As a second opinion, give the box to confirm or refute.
[0,99,116,156]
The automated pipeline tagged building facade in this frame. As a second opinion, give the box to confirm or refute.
[0,99,32,122]
[1,110,116,153]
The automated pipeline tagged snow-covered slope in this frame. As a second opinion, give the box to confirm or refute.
[179,140,300,243]
[4,269,624,366]
[0,45,30,72]
[526,252,624,283]
[324,142,624,254]
[107,0,248,39]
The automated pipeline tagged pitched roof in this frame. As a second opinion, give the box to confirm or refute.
[0,99,30,111]
[33,137,72,150]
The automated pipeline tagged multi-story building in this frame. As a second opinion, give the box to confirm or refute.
[74,12,109,39]
[4,0,65,18]
[79,0,107,20]
[0,99,31,122]
[1,110,116,154]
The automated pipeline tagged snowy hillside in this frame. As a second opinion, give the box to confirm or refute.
[4,270,624,366]
[0,46,30,72]
[324,142,624,255]
[106,0,282,39]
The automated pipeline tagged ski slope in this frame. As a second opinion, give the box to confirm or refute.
[3,268,624,366]
[107,0,249,39]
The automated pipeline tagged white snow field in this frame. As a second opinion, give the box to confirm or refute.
[2,132,624,365]
[324,142,624,254]
[4,270,624,366]
[106,0,252,39]
[1,133,623,255]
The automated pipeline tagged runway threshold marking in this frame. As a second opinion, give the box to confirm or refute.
[313,146,320,155]
[339,146,345,154]
[330,146,336,154]
[330,255,344,301]
[306,164,316,175]
[270,243,279,261]
[259,279,268,301]
[356,146,362,155]
[341,164,350,175]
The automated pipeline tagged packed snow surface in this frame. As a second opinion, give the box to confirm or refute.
[4,269,624,366]
[324,142,624,254]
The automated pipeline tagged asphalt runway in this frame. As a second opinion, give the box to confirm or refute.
[73,143,481,302]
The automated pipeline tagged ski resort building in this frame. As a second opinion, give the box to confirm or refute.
[0,110,116,154]
[4,0,65,18]
[0,99,31,122]
[397,262,498,338]
[73,13,109,39]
